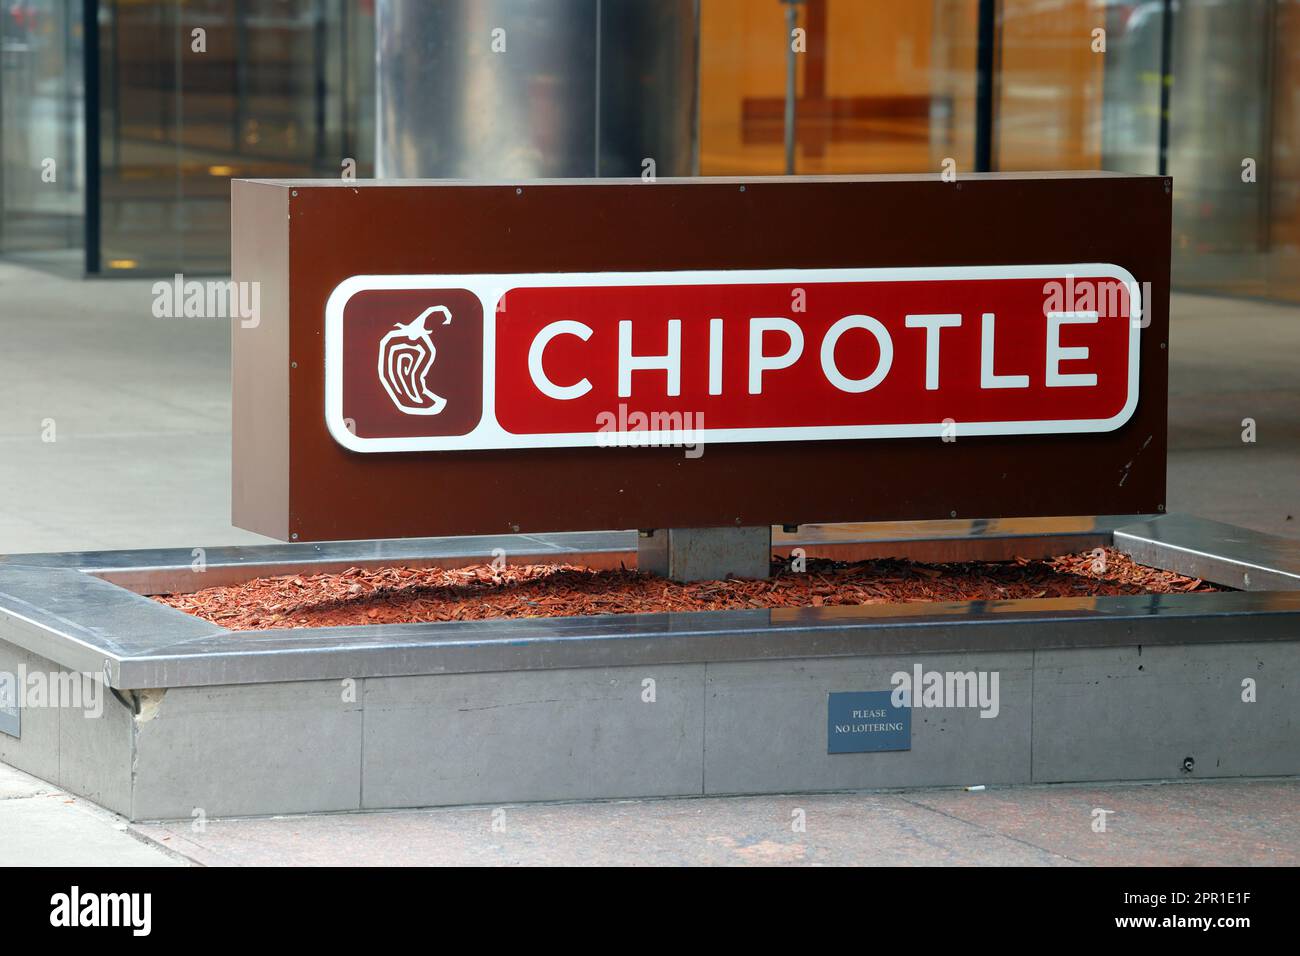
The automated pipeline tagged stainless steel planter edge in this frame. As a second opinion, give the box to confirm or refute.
[0,514,1296,690]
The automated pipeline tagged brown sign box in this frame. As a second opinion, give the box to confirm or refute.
[231,173,1170,542]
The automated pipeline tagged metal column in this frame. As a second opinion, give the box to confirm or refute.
[375,0,698,179]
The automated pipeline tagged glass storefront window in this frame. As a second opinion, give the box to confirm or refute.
[697,0,1300,304]
[94,0,373,275]
[1167,0,1296,301]
[699,0,977,176]
[1,0,1297,303]
[0,0,84,264]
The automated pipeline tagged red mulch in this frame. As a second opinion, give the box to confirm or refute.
[154,547,1223,632]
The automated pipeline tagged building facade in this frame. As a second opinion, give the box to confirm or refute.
[0,0,1296,302]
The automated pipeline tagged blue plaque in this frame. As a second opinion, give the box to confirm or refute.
[827,691,910,754]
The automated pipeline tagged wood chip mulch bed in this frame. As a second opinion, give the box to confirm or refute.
[154,547,1224,632]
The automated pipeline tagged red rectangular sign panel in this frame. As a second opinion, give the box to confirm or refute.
[327,265,1140,453]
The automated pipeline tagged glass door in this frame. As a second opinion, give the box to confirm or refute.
[0,0,84,263]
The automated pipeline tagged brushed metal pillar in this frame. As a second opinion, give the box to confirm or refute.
[375,0,698,179]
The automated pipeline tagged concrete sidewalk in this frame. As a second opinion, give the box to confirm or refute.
[0,262,271,553]
[2,755,1294,866]
[130,778,1300,866]
[0,764,185,867]
[1166,292,1300,538]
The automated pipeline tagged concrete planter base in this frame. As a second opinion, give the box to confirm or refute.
[1,515,1297,821]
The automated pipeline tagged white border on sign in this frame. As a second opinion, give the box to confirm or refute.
[323,264,1143,454]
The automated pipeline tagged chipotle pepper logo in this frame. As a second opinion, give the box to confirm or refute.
[331,286,483,442]
[378,305,453,415]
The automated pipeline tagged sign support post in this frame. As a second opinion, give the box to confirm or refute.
[638,526,773,582]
